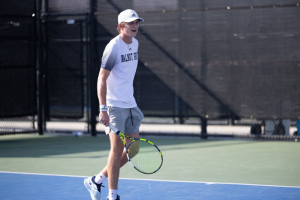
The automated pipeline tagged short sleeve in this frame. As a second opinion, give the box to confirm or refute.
[101,42,118,71]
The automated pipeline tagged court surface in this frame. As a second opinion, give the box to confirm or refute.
[0,134,300,199]
[1,172,300,200]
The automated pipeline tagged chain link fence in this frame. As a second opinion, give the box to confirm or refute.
[1,0,300,140]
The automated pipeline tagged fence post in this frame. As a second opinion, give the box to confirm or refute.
[201,118,207,139]
[36,0,43,135]
[89,0,97,136]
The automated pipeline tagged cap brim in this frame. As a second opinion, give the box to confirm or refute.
[123,17,144,23]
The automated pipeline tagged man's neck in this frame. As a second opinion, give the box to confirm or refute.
[120,33,132,44]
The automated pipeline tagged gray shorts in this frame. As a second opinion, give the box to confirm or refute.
[105,106,144,135]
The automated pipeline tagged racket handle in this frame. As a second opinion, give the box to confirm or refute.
[109,123,119,133]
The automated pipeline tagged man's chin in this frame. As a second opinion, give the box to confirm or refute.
[131,31,137,36]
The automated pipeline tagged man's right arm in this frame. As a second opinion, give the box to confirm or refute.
[97,68,110,126]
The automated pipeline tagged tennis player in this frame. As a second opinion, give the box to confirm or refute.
[84,9,144,200]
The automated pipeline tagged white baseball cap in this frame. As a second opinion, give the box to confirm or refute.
[118,9,144,24]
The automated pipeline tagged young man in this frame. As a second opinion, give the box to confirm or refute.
[84,9,144,200]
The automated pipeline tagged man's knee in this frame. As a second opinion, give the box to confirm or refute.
[111,144,124,155]
[110,135,124,157]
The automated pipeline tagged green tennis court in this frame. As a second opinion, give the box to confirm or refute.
[1,134,299,187]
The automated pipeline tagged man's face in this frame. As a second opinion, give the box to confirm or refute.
[122,19,139,37]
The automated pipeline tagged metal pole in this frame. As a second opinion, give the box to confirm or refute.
[36,0,43,135]
[89,0,96,136]
[200,1,208,139]
[201,118,207,139]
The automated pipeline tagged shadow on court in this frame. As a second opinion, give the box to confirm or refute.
[0,134,253,158]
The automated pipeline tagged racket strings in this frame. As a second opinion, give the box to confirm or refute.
[127,140,162,174]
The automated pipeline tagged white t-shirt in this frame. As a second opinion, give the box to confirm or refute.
[101,35,139,108]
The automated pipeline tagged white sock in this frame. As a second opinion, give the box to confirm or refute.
[95,172,107,184]
[109,189,118,200]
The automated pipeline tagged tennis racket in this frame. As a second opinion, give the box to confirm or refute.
[109,123,163,174]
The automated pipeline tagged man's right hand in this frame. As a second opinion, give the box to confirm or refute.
[99,111,109,127]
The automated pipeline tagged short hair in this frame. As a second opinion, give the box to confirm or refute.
[117,22,126,33]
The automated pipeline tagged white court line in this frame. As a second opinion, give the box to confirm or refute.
[0,170,300,189]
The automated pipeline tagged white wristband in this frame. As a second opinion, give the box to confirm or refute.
[99,105,108,112]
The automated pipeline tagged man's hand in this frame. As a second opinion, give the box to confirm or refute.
[99,111,109,126]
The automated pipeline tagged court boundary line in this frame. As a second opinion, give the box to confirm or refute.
[1,170,300,189]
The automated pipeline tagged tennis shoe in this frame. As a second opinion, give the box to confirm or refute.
[84,176,104,200]
[107,195,120,200]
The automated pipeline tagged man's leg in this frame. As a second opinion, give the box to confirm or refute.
[85,132,129,200]
[100,106,142,180]
[107,131,124,190]
[106,130,139,200]
[99,130,140,178]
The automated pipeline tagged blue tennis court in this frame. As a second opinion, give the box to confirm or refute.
[1,172,299,200]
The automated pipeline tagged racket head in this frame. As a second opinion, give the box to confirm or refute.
[126,139,163,174]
